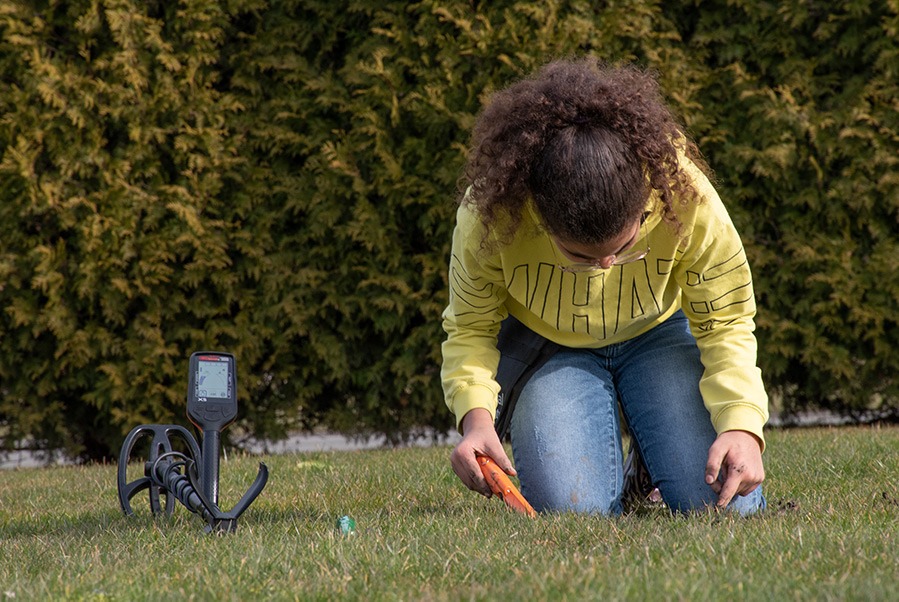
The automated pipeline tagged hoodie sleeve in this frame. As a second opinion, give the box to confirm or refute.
[674,163,769,449]
[440,203,509,430]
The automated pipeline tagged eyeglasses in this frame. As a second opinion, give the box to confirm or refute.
[555,212,651,273]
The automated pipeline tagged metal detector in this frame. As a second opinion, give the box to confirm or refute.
[116,351,268,533]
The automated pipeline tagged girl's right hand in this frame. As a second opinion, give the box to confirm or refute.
[449,408,516,497]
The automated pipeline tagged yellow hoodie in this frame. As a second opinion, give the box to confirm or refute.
[441,159,769,447]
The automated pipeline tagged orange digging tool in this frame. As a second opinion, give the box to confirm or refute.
[476,454,537,518]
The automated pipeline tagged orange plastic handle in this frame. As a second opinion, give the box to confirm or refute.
[476,454,537,518]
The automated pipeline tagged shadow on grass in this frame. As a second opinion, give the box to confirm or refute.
[0,496,472,543]
[0,507,152,540]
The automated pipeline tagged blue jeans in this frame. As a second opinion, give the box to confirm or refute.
[509,311,766,515]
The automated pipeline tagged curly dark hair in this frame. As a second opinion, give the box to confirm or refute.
[461,57,701,245]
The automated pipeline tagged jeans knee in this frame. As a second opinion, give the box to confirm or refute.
[727,486,766,516]
[528,486,623,516]
[662,484,766,516]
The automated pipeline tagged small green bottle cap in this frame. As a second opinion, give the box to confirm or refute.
[336,515,356,535]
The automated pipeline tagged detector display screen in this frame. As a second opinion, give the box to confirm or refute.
[195,357,232,400]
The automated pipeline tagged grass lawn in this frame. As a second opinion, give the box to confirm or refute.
[1,426,897,600]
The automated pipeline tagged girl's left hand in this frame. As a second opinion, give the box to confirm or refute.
[704,430,765,508]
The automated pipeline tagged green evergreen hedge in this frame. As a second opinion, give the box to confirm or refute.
[1,0,896,460]
[676,1,899,416]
